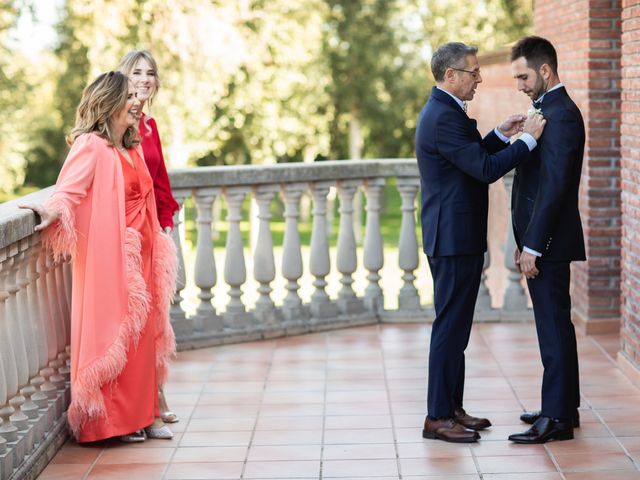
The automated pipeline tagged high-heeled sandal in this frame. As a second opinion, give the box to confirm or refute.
[120,429,145,443]
[144,424,174,439]
[158,388,179,423]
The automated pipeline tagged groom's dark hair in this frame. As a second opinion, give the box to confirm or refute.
[511,36,558,74]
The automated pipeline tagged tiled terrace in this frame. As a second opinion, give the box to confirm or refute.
[39,322,640,480]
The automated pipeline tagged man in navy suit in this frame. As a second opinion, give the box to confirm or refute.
[508,36,586,444]
[416,42,546,443]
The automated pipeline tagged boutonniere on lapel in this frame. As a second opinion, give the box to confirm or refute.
[527,106,543,117]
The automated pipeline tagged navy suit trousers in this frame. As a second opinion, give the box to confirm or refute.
[527,260,580,420]
[427,254,484,419]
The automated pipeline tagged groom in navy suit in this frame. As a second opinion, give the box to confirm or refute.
[416,42,546,443]
[508,36,586,444]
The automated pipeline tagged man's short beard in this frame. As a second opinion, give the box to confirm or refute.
[534,74,548,100]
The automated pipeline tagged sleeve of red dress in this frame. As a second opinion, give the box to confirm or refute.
[148,119,179,229]
[42,134,99,260]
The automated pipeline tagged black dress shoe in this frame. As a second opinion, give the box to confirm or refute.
[509,416,574,444]
[520,409,580,428]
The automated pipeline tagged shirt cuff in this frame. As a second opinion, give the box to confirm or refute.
[494,127,510,143]
[517,133,537,151]
[523,246,542,257]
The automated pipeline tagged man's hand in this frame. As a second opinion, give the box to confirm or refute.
[518,251,540,279]
[514,248,521,273]
[498,114,527,137]
[522,114,546,140]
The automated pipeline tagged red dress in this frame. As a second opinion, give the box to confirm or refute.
[78,148,157,441]
[139,114,179,229]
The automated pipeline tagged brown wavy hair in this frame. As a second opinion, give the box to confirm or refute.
[67,71,140,148]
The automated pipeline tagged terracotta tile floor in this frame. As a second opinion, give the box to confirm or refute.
[40,323,640,479]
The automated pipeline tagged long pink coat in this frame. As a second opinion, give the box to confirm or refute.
[43,133,177,439]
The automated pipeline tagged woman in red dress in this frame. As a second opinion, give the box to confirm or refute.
[119,50,180,425]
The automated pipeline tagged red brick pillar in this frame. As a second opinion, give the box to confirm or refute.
[619,0,640,378]
[535,0,622,334]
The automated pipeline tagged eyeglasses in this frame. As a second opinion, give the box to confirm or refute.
[451,67,481,79]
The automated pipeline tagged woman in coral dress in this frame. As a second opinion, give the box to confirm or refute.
[20,71,176,442]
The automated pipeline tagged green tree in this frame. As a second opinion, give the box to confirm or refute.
[323,0,428,160]
[423,0,533,54]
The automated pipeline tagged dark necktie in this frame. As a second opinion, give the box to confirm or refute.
[532,99,542,109]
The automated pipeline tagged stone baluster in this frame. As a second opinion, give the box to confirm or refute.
[169,189,191,337]
[43,256,66,415]
[475,250,493,312]
[280,183,309,323]
[309,181,338,319]
[193,187,223,333]
[52,262,68,357]
[396,178,421,311]
[55,260,70,330]
[223,187,252,328]
[15,241,40,425]
[4,247,29,435]
[336,180,365,314]
[502,172,528,312]
[35,252,58,406]
[25,242,52,426]
[363,178,385,314]
[0,248,17,451]
[44,255,63,359]
[0,251,6,456]
[252,185,280,324]
[26,242,48,384]
[58,260,72,370]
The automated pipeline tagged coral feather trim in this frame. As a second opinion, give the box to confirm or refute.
[66,227,151,438]
[152,232,178,386]
[41,197,77,262]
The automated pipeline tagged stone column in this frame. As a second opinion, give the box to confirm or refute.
[281,183,309,322]
[336,180,365,315]
[252,184,280,324]
[169,189,192,339]
[309,181,338,319]
[193,187,223,333]
[396,177,421,311]
[363,178,385,314]
[223,186,253,328]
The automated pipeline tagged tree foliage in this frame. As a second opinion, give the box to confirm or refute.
[0,0,532,194]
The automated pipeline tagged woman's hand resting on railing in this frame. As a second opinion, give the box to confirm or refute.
[18,203,59,232]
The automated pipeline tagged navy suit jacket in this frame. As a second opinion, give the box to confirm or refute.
[511,87,586,261]
[416,87,530,257]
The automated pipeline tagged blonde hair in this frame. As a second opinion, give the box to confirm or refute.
[118,50,161,106]
[67,71,140,148]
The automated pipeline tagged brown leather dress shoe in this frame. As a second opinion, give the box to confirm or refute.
[454,407,492,431]
[422,417,480,443]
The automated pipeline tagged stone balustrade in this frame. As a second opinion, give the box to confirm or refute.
[0,159,531,479]
[167,159,532,349]
[0,187,71,480]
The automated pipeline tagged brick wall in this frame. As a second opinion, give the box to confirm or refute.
[535,0,622,333]
[619,0,640,376]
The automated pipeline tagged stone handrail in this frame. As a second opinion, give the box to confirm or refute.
[0,158,531,479]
